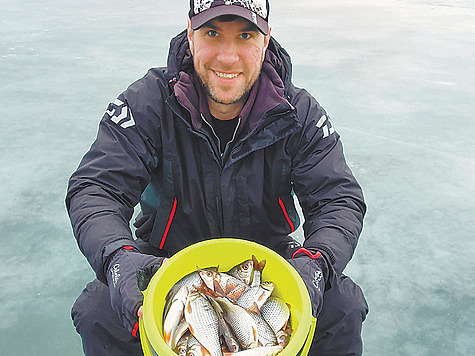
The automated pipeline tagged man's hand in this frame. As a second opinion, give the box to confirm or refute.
[287,248,328,317]
[136,258,167,320]
[105,247,165,336]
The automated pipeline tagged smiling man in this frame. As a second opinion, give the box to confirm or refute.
[67,1,368,355]
[189,15,270,118]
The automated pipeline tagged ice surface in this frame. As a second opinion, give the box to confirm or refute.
[1,0,474,354]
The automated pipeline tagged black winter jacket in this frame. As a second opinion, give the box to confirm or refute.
[66,31,366,283]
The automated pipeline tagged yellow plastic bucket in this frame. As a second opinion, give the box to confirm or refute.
[140,238,316,355]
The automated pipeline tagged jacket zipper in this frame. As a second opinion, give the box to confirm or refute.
[201,114,222,161]
[222,117,242,163]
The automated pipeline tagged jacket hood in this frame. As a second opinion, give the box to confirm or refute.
[165,30,294,91]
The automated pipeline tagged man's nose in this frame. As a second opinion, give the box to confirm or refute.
[216,40,239,66]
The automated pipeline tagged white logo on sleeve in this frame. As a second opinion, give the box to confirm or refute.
[312,270,323,291]
[315,115,335,138]
[105,98,135,128]
[111,263,120,287]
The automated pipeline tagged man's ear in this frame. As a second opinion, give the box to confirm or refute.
[264,27,272,51]
[187,19,194,55]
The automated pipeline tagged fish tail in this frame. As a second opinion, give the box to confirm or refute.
[252,255,266,272]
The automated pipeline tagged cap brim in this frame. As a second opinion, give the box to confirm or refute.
[190,5,269,35]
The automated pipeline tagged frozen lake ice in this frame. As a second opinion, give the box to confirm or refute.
[1,0,474,354]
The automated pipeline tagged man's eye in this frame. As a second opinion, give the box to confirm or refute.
[207,30,218,37]
[240,33,251,39]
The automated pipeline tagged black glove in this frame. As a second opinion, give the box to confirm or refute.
[105,247,165,335]
[287,248,328,317]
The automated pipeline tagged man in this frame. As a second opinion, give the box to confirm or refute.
[66,1,368,355]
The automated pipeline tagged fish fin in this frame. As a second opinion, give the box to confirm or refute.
[251,255,266,272]
[186,301,192,314]
[248,302,261,315]
[258,259,266,272]
[284,324,293,334]
[171,323,189,349]
[201,344,212,356]
[195,283,215,297]
[213,279,226,297]
[251,325,259,346]
[163,330,171,344]
[188,324,195,339]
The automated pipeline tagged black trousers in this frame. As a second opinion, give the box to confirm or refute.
[71,270,368,355]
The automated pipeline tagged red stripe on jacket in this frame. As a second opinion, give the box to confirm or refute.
[159,198,177,249]
[278,197,295,233]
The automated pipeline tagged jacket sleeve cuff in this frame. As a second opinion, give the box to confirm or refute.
[99,238,140,282]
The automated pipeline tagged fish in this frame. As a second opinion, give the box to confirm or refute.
[223,345,283,356]
[171,318,190,350]
[164,267,218,319]
[213,272,249,300]
[167,267,218,301]
[260,297,290,334]
[176,334,190,356]
[187,334,211,356]
[236,281,274,310]
[184,289,222,356]
[247,305,277,347]
[215,297,258,350]
[219,317,240,353]
[227,259,254,285]
[163,285,188,346]
[250,256,266,287]
[275,328,292,348]
[207,295,240,353]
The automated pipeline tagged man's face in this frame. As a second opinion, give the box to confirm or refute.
[187,17,270,110]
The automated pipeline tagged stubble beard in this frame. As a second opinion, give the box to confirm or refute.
[193,58,263,106]
[202,77,248,106]
[196,69,258,106]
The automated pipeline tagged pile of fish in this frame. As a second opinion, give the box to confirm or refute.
[162,256,292,356]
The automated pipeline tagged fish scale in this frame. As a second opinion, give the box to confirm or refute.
[260,297,290,334]
[184,291,222,356]
[247,311,277,347]
[207,296,240,352]
[236,282,274,310]
[215,297,258,350]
